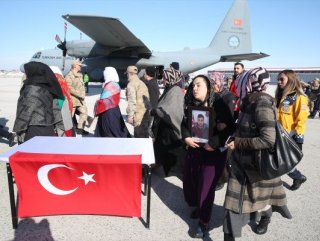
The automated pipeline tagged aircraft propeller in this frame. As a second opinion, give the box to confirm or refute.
[55,22,68,71]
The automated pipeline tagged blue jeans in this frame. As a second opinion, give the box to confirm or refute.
[288,168,305,180]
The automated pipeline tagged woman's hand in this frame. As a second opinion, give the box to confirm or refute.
[185,137,200,148]
[226,141,235,150]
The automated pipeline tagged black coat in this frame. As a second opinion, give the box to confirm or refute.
[144,78,160,109]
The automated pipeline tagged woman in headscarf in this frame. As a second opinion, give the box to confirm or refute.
[50,66,75,137]
[13,61,64,143]
[150,67,185,176]
[210,72,237,190]
[182,74,235,238]
[223,67,292,241]
[94,67,131,137]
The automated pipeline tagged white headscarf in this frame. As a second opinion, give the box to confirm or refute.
[103,67,119,86]
[49,66,63,76]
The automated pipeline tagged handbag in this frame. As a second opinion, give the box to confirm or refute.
[256,121,303,180]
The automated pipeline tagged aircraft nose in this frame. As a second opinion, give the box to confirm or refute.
[20,64,25,73]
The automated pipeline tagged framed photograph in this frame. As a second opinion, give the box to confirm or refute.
[188,106,214,144]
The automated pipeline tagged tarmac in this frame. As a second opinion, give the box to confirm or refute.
[0,76,319,241]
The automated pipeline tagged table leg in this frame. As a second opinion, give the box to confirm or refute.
[142,165,147,195]
[146,165,152,228]
[6,163,18,229]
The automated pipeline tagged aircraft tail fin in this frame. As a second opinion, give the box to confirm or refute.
[208,0,251,55]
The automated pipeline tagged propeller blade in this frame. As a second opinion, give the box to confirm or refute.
[56,22,68,71]
[55,34,62,44]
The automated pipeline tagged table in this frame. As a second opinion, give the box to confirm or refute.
[0,136,155,229]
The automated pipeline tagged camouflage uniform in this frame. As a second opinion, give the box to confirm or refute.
[65,71,88,129]
[126,75,150,137]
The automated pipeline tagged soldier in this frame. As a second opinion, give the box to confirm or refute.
[65,60,89,135]
[125,65,150,137]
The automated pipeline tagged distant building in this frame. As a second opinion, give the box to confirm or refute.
[208,67,320,84]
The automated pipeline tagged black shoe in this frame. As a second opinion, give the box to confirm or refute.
[224,233,235,241]
[190,208,200,219]
[194,222,208,239]
[255,217,271,235]
[308,115,315,119]
[290,176,307,191]
[215,182,225,191]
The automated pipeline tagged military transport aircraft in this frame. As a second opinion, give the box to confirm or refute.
[25,0,268,85]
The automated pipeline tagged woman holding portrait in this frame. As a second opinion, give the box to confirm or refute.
[182,74,235,238]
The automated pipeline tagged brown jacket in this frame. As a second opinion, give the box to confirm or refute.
[126,75,150,126]
[65,71,85,107]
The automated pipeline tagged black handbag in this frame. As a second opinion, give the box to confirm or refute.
[256,121,303,180]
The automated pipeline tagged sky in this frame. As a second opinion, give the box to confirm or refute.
[1,0,319,72]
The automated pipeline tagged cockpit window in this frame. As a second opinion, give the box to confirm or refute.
[32,52,41,59]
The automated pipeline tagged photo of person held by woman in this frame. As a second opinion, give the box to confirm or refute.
[191,113,209,140]
[13,61,64,144]
[275,69,308,190]
[94,67,131,137]
[223,67,292,241]
[182,74,235,238]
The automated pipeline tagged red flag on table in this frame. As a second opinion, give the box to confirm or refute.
[9,152,142,218]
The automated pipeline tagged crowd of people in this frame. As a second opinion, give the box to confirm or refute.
[1,60,312,240]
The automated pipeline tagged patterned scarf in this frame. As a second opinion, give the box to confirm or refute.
[94,81,121,116]
[209,71,226,92]
[236,67,270,100]
[246,67,270,94]
[163,67,182,87]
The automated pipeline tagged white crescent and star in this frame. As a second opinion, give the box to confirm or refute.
[37,164,96,196]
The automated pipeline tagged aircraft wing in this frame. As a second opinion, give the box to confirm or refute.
[62,14,152,57]
[220,52,269,62]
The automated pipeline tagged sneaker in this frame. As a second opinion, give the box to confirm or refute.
[290,176,307,191]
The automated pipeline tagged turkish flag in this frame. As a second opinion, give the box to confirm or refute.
[234,19,242,26]
[9,152,142,218]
